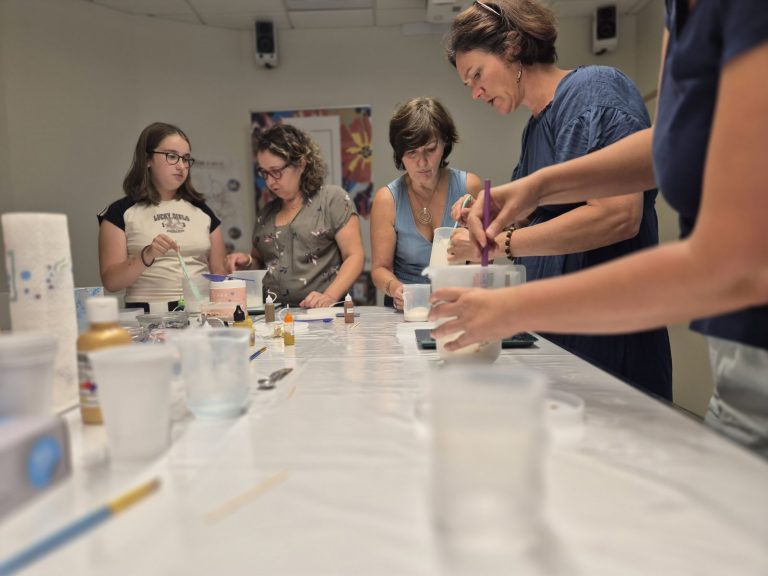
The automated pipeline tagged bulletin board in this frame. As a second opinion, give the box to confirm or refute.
[250,106,373,219]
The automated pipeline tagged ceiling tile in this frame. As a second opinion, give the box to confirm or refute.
[376,0,426,8]
[94,0,192,15]
[289,8,375,27]
[198,12,292,30]
[376,7,428,26]
[189,0,286,10]
[286,0,374,10]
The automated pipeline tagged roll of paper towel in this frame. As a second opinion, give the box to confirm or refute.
[2,213,79,412]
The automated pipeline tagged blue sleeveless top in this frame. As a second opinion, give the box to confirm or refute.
[388,167,468,285]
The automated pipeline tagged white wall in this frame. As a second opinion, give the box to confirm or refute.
[0,0,637,286]
[0,0,12,294]
[3,0,715,415]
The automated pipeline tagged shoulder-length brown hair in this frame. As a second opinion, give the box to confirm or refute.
[122,122,204,205]
[255,124,326,200]
[389,97,459,171]
[445,0,558,67]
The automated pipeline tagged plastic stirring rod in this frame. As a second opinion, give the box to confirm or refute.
[176,247,202,302]
[481,179,491,266]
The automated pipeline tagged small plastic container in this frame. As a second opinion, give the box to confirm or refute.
[429,227,454,268]
[117,308,142,328]
[209,279,247,313]
[0,332,58,417]
[200,301,238,321]
[402,284,431,322]
[137,311,189,331]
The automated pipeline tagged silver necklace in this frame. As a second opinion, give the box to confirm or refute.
[411,171,442,226]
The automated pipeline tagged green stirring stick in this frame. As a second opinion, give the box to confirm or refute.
[176,246,202,303]
[453,194,474,229]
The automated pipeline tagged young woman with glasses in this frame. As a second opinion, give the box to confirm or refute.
[227,124,364,308]
[97,122,227,312]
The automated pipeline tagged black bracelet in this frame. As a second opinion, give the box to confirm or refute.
[504,226,516,261]
[140,245,155,267]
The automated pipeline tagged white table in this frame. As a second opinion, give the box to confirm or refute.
[1,307,766,575]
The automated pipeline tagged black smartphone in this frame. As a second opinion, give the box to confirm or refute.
[414,329,537,350]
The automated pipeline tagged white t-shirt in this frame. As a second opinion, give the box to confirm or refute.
[98,196,221,303]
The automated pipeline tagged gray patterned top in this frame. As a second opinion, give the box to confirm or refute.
[253,185,357,305]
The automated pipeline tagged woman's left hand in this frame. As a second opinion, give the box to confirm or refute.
[429,287,518,350]
[300,291,337,308]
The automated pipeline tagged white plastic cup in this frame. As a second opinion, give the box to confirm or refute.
[429,227,454,268]
[182,275,210,314]
[430,366,547,571]
[0,332,58,417]
[88,344,174,462]
[402,284,431,322]
[427,264,525,363]
[234,270,268,308]
[174,329,249,418]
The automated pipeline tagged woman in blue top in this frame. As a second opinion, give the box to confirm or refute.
[445,0,672,400]
[432,0,768,456]
[370,97,482,310]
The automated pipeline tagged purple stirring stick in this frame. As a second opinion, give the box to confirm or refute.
[481,179,491,266]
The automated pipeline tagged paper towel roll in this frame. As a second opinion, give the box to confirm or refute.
[2,213,79,412]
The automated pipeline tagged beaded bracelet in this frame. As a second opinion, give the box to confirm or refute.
[140,245,155,267]
[504,226,516,261]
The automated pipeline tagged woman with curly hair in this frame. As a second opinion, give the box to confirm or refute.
[227,124,364,308]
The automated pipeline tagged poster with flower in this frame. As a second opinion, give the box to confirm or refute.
[250,107,373,218]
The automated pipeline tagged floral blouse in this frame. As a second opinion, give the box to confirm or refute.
[253,185,357,305]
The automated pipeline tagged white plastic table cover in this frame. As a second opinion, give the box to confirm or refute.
[1,307,766,575]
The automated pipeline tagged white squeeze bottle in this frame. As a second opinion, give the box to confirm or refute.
[77,296,131,425]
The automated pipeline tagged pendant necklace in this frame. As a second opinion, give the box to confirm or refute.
[412,170,442,226]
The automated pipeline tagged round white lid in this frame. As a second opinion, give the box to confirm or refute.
[0,331,57,361]
[85,296,119,324]
[210,279,245,289]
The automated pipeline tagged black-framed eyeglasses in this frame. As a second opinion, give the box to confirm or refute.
[256,163,291,181]
[151,150,195,167]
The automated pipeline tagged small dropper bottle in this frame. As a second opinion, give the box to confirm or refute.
[344,293,355,324]
[264,292,275,323]
[283,306,295,347]
[233,305,255,346]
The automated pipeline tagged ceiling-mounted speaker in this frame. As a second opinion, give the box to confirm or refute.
[255,20,278,69]
[592,5,617,55]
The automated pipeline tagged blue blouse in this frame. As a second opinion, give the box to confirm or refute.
[388,167,468,285]
[515,66,673,400]
[653,0,768,351]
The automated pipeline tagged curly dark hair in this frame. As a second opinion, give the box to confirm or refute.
[255,124,326,200]
[445,0,558,68]
[122,122,204,205]
[389,97,459,171]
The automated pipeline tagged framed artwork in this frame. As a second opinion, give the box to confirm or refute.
[250,106,373,219]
